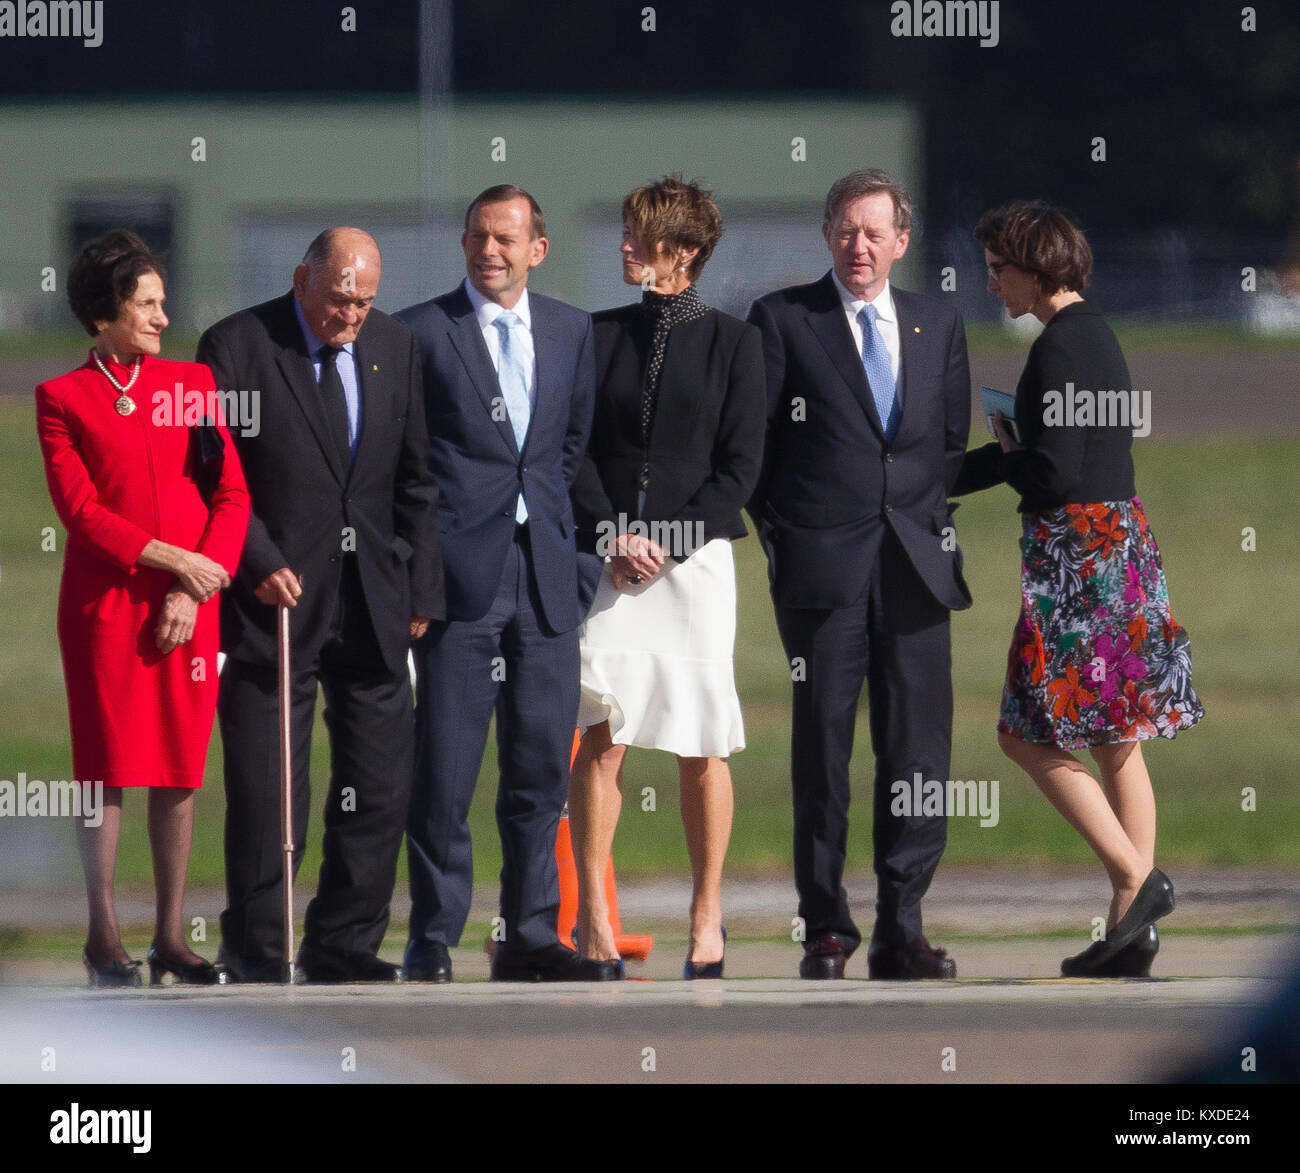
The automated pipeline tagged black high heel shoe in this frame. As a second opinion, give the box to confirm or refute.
[683,926,726,980]
[1062,925,1159,978]
[1095,925,1159,977]
[1104,868,1175,954]
[83,949,142,989]
[568,929,627,978]
[1062,866,1174,977]
[147,944,229,986]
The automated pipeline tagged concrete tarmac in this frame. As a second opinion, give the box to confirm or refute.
[3,868,1296,1084]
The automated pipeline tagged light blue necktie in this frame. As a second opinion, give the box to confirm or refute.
[493,311,530,523]
[858,304,900,443]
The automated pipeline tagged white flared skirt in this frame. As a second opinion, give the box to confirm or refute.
[577,537,745,758]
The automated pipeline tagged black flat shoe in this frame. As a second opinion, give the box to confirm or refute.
[405,941,453,983]
[684,926,726,980]
[297,945,407,984]
[490,943,623,982]
[215,951,285,984]
[146,944,229,986]
[1062,925,1159,978]
[867,937,957,980]
[83,950,142,989]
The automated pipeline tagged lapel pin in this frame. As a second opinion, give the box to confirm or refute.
[372,364,379,371]
[913,326,921,334]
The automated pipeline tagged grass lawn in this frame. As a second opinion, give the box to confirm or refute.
[2,387,1297,893]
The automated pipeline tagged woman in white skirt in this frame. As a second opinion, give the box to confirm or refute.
[569,176,766,977]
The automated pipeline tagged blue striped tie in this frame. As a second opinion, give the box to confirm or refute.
[858,304,900,442]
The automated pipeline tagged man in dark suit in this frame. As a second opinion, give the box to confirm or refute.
[396,185,618,982]
[747,170,971,979]
[197,227,442,983]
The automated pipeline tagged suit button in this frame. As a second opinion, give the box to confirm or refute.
[639,477,650,490]
[885,453,894,463]
[884,504,893,513]
[329,554,340,563]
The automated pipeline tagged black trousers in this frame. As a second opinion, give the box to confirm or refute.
[218,557,413,972]
[405,528,579,958]
[774,530,952,952]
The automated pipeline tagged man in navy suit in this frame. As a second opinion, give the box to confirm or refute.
[747,170,972,980]
[396,185,618,982]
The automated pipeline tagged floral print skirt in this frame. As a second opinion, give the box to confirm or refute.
[999,498,1204,748]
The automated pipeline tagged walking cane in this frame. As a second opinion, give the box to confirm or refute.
[277,600,295,983]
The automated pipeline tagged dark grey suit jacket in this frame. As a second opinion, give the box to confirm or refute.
[197,292,443,676]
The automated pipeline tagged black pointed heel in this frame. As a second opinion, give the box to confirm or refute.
[684,926,726,980]
[83,949,142,989]
[1068,867,1174,974]
[146,943,228,985]
[1095,925,1159,977]
[1103,868,1174,955]
[1062,924,1159,977]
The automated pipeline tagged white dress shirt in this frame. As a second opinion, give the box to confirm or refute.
[831,271,902,386]
[294,295,362,453]
[463,277,537,413]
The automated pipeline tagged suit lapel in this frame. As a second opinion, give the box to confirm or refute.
[270,296,347,486]
[805,274,887,441]
[891,289,925,446]
[446,291,520,459]
[526,296,559,457]
[349,338,380,482]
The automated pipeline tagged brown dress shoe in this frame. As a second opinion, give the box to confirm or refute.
[867,937,956,979]
[799,933,853,979]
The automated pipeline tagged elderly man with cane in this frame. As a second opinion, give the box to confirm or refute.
[198,227,442,982]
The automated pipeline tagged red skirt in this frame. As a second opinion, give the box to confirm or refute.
[59,552,221,789]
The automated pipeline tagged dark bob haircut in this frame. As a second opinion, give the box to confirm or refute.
[621,174,724,282]
[974,201,1092,295]
[67,230,166,337]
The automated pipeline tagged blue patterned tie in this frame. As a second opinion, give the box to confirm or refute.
[493,311,530,523]
[858,304,900,442]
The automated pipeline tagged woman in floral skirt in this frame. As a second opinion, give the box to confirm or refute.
[955,201,1203,977]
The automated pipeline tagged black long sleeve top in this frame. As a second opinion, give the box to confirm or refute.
[953,300,1137,510]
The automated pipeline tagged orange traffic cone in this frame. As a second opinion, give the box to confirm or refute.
[557,731,654,961]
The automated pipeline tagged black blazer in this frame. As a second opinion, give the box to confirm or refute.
[953,299,1137,510]
[572,303,766,561]
[747,272,972,611]
[196,293,443,676]
[395,284,597,633]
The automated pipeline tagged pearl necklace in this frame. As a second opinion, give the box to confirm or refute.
[92,351,142,416]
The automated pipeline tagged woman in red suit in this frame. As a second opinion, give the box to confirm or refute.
[36,231,249,987]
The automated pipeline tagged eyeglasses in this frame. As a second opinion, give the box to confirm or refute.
[986,260,1015,280]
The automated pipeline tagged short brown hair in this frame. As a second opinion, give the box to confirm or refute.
[67,230,166,337]
[621,174,724,282]
[974,201,1093,295]
[465,184,547,240]
[823,169,912,232]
